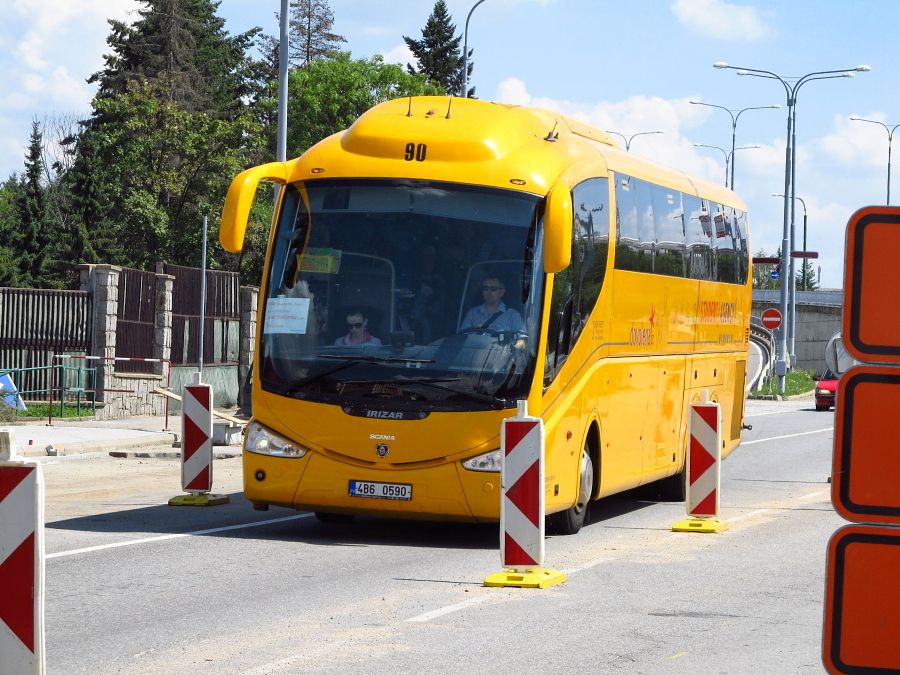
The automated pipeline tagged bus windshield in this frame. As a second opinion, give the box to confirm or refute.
[260,178,545,411]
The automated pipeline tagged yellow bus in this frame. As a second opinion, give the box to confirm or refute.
[220,96,751,534]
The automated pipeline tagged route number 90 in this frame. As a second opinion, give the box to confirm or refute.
[405,143,427,162]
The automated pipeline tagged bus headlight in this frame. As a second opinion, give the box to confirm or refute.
[245,421,308,458]
[462,449,501,472]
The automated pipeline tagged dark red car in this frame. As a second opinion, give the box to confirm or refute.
[815,369,838,411]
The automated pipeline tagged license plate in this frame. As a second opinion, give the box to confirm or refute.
[348,480,413,501]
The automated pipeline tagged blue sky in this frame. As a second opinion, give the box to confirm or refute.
[2,0,900,288]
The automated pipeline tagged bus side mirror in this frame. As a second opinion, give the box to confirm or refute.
[220,162,289,253]
[544,182,572,273]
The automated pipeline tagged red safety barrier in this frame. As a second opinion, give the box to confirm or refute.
[673,400,728,533]
[168,375,228,507]
[484,402,565,588]
[0,430,45,673]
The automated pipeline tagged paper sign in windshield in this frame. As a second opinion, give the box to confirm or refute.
[264,296,311,334]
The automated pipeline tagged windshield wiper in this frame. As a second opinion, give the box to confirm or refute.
[284,355,436,395]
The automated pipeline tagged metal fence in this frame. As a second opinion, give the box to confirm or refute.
[0,287,92,400]
[161,263,240,367]
[116,267,157,374]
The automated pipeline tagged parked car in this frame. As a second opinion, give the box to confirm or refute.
[815,369,838,411]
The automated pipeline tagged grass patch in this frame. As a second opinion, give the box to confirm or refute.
[5,403,95,420]
[753,368,817,397]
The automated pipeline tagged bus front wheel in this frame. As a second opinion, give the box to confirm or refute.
[548,446,593,535]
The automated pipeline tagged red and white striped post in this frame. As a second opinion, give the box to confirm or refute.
[672,398,728,533]
[168,373,228,506]
[0,428,45,674]
[484,401,565,589]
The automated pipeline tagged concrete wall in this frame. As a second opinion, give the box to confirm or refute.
[80,265,254,418]
[752,290,842,374]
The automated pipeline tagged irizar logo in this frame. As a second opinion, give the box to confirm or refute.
[366,410,405,419]
[369,433,396,441]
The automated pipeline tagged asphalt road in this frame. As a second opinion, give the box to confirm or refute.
[40,398,839,674]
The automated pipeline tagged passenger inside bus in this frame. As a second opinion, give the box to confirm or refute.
[333,309,382,347]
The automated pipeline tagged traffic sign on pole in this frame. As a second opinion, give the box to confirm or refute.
[823,524,900,673]
[831,365,900,525]
[843,206,900,363]
[760,308,783,330]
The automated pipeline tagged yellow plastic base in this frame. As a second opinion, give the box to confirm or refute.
[168,493,230,506]
[483,567,567,588]
[672,517,728,533]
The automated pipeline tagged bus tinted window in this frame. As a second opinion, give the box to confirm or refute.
[652,185,685,277]
[734,210,749,284]
[634,179,656,273]
[572,178,610,341]
[684,194,712,280]
[614,174,641,272]
[713,203,736,282]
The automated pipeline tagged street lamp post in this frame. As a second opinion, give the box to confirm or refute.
[714,61,869,392]
[694,143,762,187]
[461,0,488,97]
[773,193,808,288]
[690,100,779,189]
[849,116,900,204]
[605,130,663,151]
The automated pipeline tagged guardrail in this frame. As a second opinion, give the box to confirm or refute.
[0,364,97,421]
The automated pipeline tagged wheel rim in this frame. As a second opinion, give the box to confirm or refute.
[574,449,593,515]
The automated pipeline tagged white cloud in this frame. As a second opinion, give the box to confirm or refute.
[381,43,415,67]
[671,0,774,41]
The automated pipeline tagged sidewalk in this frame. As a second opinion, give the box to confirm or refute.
[2,411,245,459]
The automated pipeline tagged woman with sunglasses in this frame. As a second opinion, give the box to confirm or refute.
[334,310,382,346]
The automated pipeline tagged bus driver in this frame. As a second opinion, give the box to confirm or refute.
[460,276,525,335]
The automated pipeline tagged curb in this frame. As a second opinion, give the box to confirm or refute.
[20,432,179,458]
[109,447,243,460]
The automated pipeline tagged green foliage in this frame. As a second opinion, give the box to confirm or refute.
[270,52,442,159]
[404,0,472,96]
[753,368,816,397]
[797,259,819,291]
[752,247,781,290]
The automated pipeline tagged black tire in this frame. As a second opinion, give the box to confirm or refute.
[654,469,686,502]
[314,511,355,524]
[547,446,593,535]
[815,404,828,412]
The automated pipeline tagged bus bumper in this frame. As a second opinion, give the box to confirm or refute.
[243,451,502,522]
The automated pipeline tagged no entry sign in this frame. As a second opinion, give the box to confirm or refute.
[761,308,783,330]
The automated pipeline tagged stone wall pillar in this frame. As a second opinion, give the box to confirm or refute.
[238,285,258,413]
[79,264,121,403]
[153,273,175,381]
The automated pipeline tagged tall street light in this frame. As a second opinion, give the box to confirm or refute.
[849,116,900,204]
[690,100,780,189]
[461,0,488,97]
[714,61,870,392]
[605,130,663,151]
[694,143,762,187]
[773,193,809,288]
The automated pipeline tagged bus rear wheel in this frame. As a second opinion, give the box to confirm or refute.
[548,446,593,535]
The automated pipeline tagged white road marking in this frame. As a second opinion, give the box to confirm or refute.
[406,594,494,623]
[46,513,314,559]
[741,427,833,446]
[799,489,830,502]
[726,508,771,524]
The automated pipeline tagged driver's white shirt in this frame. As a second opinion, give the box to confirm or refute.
[460,302,525,333]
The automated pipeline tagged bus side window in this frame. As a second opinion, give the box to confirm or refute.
[614,174,641,272]
[734,210,749,284]
[571,178,610,343]
[634,178,656,273]
[652,185,685,277]
[712,202,736,282]
[684,194,712,280]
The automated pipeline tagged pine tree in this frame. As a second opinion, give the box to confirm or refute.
[291,0,346,67]
[403,0,473,96]
[13,122,56,286]
[797,259,819,291]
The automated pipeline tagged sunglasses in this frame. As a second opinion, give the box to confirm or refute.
[482,285,502,292]
[347,322,363,329]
